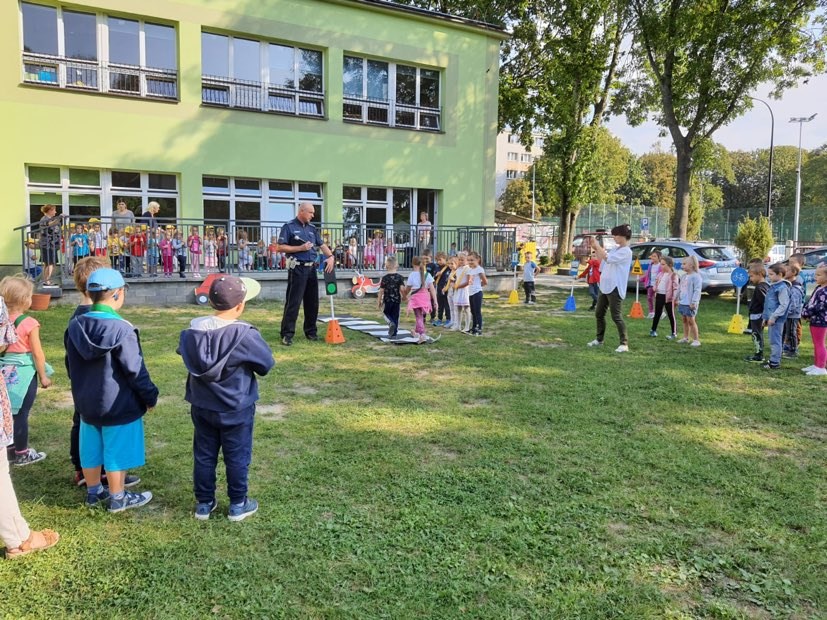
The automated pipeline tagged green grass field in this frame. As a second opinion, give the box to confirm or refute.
[2,284,825,619]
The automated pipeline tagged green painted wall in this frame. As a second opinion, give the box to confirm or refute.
[0,0,503,265]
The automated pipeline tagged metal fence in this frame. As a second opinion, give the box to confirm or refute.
[14,217,517,285]
[699,205,827,245]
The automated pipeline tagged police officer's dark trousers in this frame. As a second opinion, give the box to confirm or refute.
[281,264,319,339]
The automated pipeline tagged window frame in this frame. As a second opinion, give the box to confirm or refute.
[342,55,441,132]
[202,175,324,224]
[342,185,438,246]
[19,3,178,100]
[200,31,325,118]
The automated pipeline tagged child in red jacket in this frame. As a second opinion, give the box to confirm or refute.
[577,252,601,310]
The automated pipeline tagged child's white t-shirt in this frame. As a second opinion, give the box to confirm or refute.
[467,266,485,295]
[406,271,434,289]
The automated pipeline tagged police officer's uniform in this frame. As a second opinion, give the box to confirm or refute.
[279,217,324,343]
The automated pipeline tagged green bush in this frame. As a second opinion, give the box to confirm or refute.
[733,215,773,263]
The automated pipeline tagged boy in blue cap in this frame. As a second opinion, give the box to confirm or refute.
[66,268,158,512]
[178,276,274,521]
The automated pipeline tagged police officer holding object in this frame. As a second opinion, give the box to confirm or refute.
[278,202,335,346]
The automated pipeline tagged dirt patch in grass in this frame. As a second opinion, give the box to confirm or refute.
[461,399,491,408]
[285,385,318,395]
[47,390,76,410]
[428,445,459,460]
[528,340,568,348]
[259,404,287,421]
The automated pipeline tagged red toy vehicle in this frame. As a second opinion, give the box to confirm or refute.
[350,270,380,299]
[194,273,221,305]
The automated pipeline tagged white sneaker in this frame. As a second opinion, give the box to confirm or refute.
[806,367,827,376]
[677,338,689,344]
[690,340,701,347]
[646,312,655,319]
[587,339,603,347]
[801,365,815,373]
[615,344,629,353]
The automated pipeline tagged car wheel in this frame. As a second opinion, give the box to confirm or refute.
[196,293,209,305]
[706,289,724,297]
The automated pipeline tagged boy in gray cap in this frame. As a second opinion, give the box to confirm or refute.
[177,276,274,521]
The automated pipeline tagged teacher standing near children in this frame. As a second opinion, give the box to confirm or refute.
[587,224,633,353]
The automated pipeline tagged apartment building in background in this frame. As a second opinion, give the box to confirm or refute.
[0,0,506,267]
[494,129,545,202]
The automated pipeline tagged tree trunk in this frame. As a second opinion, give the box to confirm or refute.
[672,141,693,238]
[556,194,572,265]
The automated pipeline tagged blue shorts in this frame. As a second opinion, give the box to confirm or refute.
[80,418,145,471]
[678,304,697,318]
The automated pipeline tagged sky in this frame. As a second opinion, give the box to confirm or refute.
[606,73,827,155]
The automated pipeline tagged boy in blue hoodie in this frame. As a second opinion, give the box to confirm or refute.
[762,263,791,371]
[178,276,274,521]
[66,268,158,512]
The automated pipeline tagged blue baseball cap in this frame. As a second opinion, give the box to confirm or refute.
[86,268,126,292]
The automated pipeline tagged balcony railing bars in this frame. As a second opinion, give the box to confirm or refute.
[201,75,324,118]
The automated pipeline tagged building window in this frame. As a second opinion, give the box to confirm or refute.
[342,186,438,246]
[201,33,324,117]
[26,165,178,224]
[506,170,518,180]
[508,134,520,143]
[343,56,441,131]
[202,176,323,228]
[20,3,178,100]
[535,137,544,148]
[507,152,518,161]
[521,153,532,163]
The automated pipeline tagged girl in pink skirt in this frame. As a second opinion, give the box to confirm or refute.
[405,255,438,344]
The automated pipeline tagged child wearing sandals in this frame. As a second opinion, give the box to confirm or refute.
[404,256,438,344]
[0,276,54,466]
[1,296,59,558]
[178,276,274,521]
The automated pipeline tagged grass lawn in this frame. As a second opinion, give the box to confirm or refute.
[2,283,825,619]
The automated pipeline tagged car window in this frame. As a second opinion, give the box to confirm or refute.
[631,245,650,259]
[656,245,684,259]
[695,247,730,261]
[670,247,689,258]
[805,250,827,268]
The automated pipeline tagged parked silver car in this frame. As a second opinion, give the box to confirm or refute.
[628,240,740,295]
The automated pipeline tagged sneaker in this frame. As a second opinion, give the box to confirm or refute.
[587,339,603,347]
[14,448,46,467]
[677,338,689,344]
[742,328,753,335]
[806,367,827,376]
[281,336,292,346]
[124,474,141,489]
[614,344,629,353]
[528,301,536,305]
[801,365,816,373]
[388,325,398,338]
[73,471,85,486]
[109,490,153,513]
[646,312,655,319]
[228,498,258,522]
[649,330,657,337]
[194,499,218,521]
[762,363,780,371]
[442,321,453,329]
[744,354,764,362]
[431,320,440,327]
[85,487,110,508]
[666,334,677,340]
[782,351,799,359]
[690,340,701,347]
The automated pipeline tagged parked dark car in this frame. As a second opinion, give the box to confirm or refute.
[784,246,827,286]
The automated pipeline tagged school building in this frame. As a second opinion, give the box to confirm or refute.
[0,0,506,270]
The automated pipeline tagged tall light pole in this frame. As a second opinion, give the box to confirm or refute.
[748,96,774,219]
[531,159,536,221]
[790,113,817,246]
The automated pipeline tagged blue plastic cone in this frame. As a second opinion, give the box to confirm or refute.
[563,284,576,312]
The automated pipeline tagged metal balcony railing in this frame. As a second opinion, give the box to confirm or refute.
[343,95,441,131]
[201,75,325,118]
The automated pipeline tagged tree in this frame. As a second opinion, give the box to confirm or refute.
[733,215,774,263]
[498,179,535,218]
[618,0,826,238]
[638,150,676,212]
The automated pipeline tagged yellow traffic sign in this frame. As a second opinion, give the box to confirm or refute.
[631,259,643,276]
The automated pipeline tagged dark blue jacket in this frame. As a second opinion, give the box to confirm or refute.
[177,318,274,414]
[66,307,158,427]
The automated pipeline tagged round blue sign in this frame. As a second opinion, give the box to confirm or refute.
[731,267,749,288]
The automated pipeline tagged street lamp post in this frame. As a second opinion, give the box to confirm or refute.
[748,96,775,219]
[531,162,536,221]
[790,113,817,247]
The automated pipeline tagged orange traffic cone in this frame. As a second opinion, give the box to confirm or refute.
[325,319,346,344]
[629,301,645,319]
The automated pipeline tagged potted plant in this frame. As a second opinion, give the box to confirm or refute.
[557,252,575,275]
[538,254,553,274]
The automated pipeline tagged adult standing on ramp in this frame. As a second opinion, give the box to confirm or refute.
[278,202,335,346]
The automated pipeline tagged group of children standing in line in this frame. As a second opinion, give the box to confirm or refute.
[377,249,488,343]
[641,251,703,346]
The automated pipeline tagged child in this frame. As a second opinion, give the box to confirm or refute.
[107,227,122,272]
[129,226,146,278]
[444,256,458,330]
[364,236,375,269]
[782,263,804,358]
[762,263,791,371]
[173,230,187,278]
[650,255,679,338]
[217,228,228,273]
[178,276,274,521]
[146,227,160,278]
[433,252,452,326]
[378,256,406,337]
[255,239,267,271]
[466,251,488,336]
[677,255,703,346]
[801,264,827,376]
[452,252,471,332]
[160,229,174,278]
[89,220,106,257]
[448,242,458,257]
[0,276,55,467]
[577,251,601,310]
[404,256,438,344]
[188,226,202,278]
[204,229,217,273]
[237,230,250,272]
[787,253,807,347]
[267,236,280,270]
[643,250,662,319]
[23,239,41,281]
[346,237,359,269]
[423,249,439,322]
[120,227,132,275]
[66,268,157,512]
[744,262,769,362]
[0,296,60,558]
[522,251,539,305]
[70,223,90,269]
[372,231,385,271]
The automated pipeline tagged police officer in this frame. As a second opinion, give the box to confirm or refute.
[278,202,335,346]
